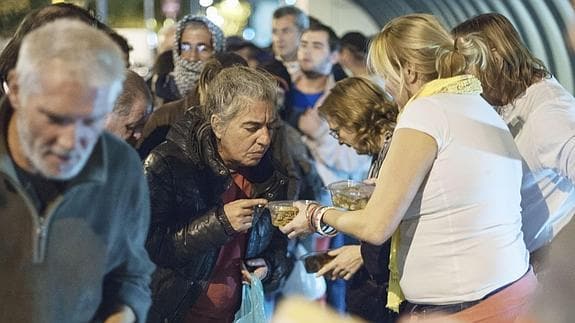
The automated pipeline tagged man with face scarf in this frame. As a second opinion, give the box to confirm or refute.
[156,15,224,103]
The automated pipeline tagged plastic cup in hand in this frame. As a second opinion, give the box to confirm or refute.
[301,251,335,273]
[327,180,375,210]
[267,201,299,227]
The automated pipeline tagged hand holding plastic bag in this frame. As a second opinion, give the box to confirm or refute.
[234,273,266,323]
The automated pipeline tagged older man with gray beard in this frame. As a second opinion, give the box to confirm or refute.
[0,19,154,323]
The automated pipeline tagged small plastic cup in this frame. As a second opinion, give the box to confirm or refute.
[267,201,300,227]
[327,180,375,210]
[300,251,335,273]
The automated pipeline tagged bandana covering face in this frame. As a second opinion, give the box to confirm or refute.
[173,59,205,97]
[172,15,225,97]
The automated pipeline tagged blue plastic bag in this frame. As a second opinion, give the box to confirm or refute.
[234,274,267,323]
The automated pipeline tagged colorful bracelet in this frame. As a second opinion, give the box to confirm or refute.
[305,202,321,232]
[311,206,323,233]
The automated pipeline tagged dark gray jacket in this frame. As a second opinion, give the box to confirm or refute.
[0,99,155,322]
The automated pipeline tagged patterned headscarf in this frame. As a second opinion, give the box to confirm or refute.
[172,15,225,97]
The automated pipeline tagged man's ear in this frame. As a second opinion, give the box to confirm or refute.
[6,70,22,110]
[330,50,340,65]
[211,114,223,139]
[338,48,349,65]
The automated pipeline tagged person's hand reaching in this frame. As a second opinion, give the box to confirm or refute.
[317,245,363,281]
[224,198,267,233]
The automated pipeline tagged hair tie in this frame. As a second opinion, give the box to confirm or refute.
[453,37,460,52]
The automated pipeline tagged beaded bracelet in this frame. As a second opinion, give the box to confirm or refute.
[305,202,321,232]
[311,206,323,233]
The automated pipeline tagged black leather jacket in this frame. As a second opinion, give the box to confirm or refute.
[143,108,295,322]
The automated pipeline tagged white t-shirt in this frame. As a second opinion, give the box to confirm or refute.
[395,93,529,304]
[498,77,575,252]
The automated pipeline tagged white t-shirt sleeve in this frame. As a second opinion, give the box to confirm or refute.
[395,97,449,151]
[527,102,575,184]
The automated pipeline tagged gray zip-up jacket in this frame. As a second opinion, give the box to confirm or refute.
[0,99,155,323]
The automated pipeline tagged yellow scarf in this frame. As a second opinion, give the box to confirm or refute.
[386,74,482,313]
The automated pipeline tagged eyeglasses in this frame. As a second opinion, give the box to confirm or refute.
[329,128,340,140]
[180,43,213,55]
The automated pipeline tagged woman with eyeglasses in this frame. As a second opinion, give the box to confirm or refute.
[314,76,398,323]
[153,15,224,105]
[281,13,534,322]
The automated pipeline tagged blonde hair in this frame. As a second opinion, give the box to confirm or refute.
[319,77,398,155]
[367,14,488,102]
[452,13,550,106]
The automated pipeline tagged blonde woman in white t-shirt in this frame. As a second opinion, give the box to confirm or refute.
[280,13,535,322]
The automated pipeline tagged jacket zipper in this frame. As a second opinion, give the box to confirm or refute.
[3,174,64,264]
[33,196,64,263]
[34,216,47,263]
